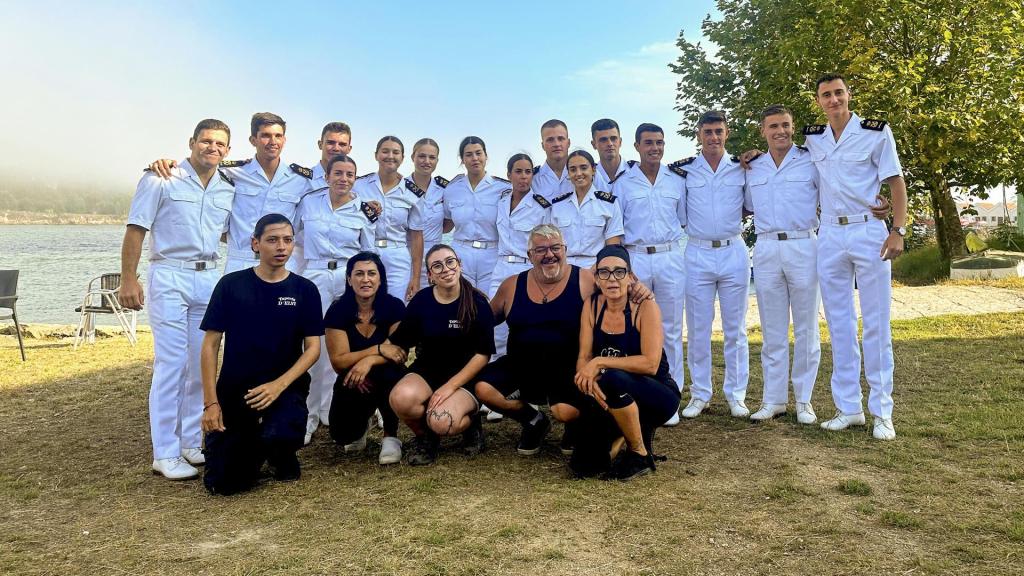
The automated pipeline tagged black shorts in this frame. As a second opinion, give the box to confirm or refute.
[477,355,585,408]
[407,360,481,398]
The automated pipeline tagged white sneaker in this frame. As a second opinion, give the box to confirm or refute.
[750,403,787,421]
[820,411,866,431]
[728,401,751,418]
[681,398,708,419]
[379,436,402,464]
[303,432,313,446]
[796,402,817,424]
[485,410,504,422]
[663,411,681,427]
[152,457,198,480]
[181,447,205,465]
[872,417,896,440]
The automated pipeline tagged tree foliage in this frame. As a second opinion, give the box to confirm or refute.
[671,0,1024,259]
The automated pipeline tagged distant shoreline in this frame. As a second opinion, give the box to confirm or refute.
[0,211,124,225]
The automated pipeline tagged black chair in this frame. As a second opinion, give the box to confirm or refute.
[0,270,26,361]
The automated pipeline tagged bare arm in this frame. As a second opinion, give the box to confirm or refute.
[119,225,147,310]
[442,218,455,234]
[587,300,662,376]
[200,330,225,432]
[880,176,908,260]
[244,335,321,411]
[489,275,516,325]
[406,229,424,301]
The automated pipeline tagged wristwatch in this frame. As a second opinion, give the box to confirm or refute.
[893,226,907,237]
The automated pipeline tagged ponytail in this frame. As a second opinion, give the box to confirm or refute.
[456,276,484,334]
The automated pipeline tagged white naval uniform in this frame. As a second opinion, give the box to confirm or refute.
[594,159,629,192]
[531,162,573,201]
[443,173,507,292]
[611,160,688,390]
[745,146,822,406]
[405,175,449,289]
[295,191,375,431]
[353,172,423,299]
[804,113,903,420]
[127,160,233,460]
[682,154,750,405]
[310,161,328,192]
[550,185,624,269]
[219,158,313,273]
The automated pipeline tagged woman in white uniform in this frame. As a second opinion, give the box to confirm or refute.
[405,138,449,292]
[551,150,624,268]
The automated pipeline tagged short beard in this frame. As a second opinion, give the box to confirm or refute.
[535,261,566,283]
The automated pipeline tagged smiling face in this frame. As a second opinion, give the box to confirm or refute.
[508,158,534,194]
[251,222,294,269]
[760,112,794,155]
[698,121,729,158]
[634,130,665,169]
[318,131,352,165]
[250,123,286,163]
[461,143,487,176]
[348,259,382,300]
[528,232,566,281]
[816,79,851,121]
[541,125,570,164]
[412,143,439,177]
[591,127,621,164]
[426,247,461,289]
[327,159,357,197]
[376,140,404,174]
[188,129,230,171]
[594,255,630,299]
[567,155,595,192]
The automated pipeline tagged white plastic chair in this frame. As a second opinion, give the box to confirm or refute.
[74,273,137,347]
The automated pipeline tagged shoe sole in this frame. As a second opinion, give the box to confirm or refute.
[379,456,402,465]
[151,469,198,480]
[517,446,542,456]
[616,467,654,482]
[750,412,787,422]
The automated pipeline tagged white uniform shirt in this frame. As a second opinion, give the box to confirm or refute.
[531,162,572,201]
[744,145,820,234]
[295,190,374,261]
[443,173,507,242]
[404,176,448,247]
[611,161,686,246]
[803,112,903,218]
[352,172,422,244]
[550,185,624,259]
[127,159,234,262]
[310,161,327,192]
[220,158,313,255]
[497,190,552,258]
[684,154,746,241]
[594,159,629,191]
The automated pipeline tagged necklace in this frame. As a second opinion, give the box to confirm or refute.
[531,269,562,304]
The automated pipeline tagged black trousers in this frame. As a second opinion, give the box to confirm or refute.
[328,363,404,444]
[203,387,308,495]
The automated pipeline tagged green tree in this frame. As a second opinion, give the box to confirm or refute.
[671,0,1024,260]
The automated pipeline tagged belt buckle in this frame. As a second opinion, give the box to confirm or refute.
[711,240,723,248]
[646,246,657,254]
[327,261,338,270]
[777,232,788,241]
[195,261,207,271]
[472,241,485,249]
[375,239,388,248]
[838,216,849,225]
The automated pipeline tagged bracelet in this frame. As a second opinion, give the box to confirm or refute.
[377,344,382,355]
[203,401,218,411]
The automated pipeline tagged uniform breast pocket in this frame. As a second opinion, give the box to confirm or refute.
[841,152,871,165]
[448,199,469,222]
[167,189,199,225]
[553,214,574,228]
[266,190,302,217]
[584,217,605,227]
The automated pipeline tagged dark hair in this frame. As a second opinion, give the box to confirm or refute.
[697,110,728,129]
[192,119,231,144]
[458,136,487,158]
[320,122,351,139]
[541,119,568,133]
[413,138,440,156]
[596,244,631,270]
[590,118,620,136]
[567,149,596,167]
[634,123,664,143]
[250,112,285,137]
[253,213,292,239]
[326,154,358,174]
[760,104,793,122]
[506,153,534,174]
[815,73,847,93]
[425,243,485,334]
[375,135,405,155]
[333,252,395,327]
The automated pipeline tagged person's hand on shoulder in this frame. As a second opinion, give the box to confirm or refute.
[149,158,178,179]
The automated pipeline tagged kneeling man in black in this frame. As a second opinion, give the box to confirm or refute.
[324,251,408,465]
[476,224,592,455]
[199,214,324,494]
[573,245,680,480]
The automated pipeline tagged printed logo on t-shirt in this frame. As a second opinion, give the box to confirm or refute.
[600,346,623,358]
[448,319,462,330]
[278,297,297,307]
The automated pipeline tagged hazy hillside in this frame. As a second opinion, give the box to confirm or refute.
[0,177,132,217]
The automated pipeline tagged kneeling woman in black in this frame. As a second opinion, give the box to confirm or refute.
[388,244,496,466]
[573,244,681,480]
[324,252,408,465]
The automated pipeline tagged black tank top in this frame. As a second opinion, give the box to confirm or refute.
[591,295,674,386]
[506,265,583,373]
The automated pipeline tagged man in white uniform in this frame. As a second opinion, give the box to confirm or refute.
[120,119,235,480]
[804,74,907,440]
[532,119,574,201]
[590,118,629,190]
[310,122,353,191]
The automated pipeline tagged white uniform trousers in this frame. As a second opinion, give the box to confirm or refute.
[378,244,411,301]
[147,262,219,459]
[629,246,686,390]
[817,217,894,419]
[488,257,533,357]
[303,266,348,433]
[225,248,302,275]
[567,255,596,269]
[453,241,498,294]
[685,239,750,404]
[752,234,821,405]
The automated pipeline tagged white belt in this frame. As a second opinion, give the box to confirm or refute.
[455,239,497,249]
[227,248,258,260]
[823,213,871,225]
[305,259,345,270]
[375,239,407,248]
[152,258,218,271]
[688,235,743,249]
[501,255,528,264]
[756,229,814,241]
[625,242,675,254]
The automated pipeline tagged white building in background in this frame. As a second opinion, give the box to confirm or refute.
[957,186,1018,227]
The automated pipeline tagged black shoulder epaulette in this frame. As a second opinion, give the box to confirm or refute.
[795,144,809,153]
[499,188,513,199]
[533,194,551,208]
[668,157,694,178]
[360,201,379,223]
[289,163,313,179]
[433,175,449,188]
[551,191,573,204]
[609,160,637,185]
[860,118,887,131]
[729,155,740,163]
[312,185,329,195]
[357,172,374,180]
[143,167,153,173]
[219,159,251,168]
[218,169,235,186]
[594,190,616,203]
[803,124,827,136]
[627,160,638,168]
[493,176,510,184]
[404,178,426,198]
[532,166,541,175]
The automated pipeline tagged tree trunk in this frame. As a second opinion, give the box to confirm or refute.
[929,179,966,261]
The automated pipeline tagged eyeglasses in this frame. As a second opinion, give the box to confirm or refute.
[529,243,565,257]
[428,256,460,274]
[595,267,629,280]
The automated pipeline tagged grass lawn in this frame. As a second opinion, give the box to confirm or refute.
[1,313,1022,575]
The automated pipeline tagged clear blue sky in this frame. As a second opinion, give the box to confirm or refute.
[0,0,718,190]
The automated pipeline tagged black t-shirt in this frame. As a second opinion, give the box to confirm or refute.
[200,268,324,397]
[323,293,406,351]
[389,287,495,383]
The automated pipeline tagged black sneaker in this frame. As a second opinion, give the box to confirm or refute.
[407,433,439,466]
[559,421,578,455]
[607,450,655,481]
[517,412,551,455]
[462,412,486,456]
